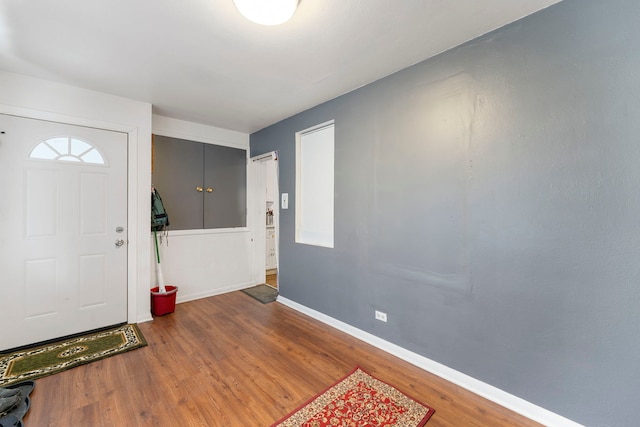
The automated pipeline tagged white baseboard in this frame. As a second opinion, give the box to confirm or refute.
[277,296,584,427]
[136,313,153,323]
[139,282,254,323]
[176,281,255,304]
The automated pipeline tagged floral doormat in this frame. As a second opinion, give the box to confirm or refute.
[0,324,147,386]
[271,366,435,426]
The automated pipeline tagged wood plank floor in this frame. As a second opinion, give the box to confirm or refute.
[23,291,542,426]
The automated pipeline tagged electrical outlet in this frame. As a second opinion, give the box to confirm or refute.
[375,310,387,322]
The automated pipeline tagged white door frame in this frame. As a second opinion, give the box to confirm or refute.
[271,158,280,279]
[0,104,141,324]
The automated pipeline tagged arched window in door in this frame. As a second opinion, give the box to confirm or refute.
[29,137,106,165]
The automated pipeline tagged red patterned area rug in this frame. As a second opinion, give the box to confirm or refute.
[271,366,435,427]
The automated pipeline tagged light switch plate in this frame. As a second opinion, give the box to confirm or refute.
[281,193,288,209]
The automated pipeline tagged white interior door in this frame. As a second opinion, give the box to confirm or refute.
[0,114,128,350]
[249,155,268,286]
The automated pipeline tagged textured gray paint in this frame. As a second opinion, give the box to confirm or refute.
[250,1,640,425]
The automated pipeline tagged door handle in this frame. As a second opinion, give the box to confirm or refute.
[115,239,125,248]
[206,187,213,193]
[196,186,203,192]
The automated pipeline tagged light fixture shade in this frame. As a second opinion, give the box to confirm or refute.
[233,0,298,26]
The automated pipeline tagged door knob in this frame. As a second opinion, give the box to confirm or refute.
[115,239,125,247]
[196,186,203,192]
[206,187,213,193]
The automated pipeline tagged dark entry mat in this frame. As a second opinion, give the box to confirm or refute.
[241,285,278,304]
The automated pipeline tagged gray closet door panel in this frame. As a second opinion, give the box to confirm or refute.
[153,135,204,230]
[204,144,247,228]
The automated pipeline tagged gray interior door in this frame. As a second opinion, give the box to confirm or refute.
[153,135,246,230]
[204,143,247,229]
[153,135,204,230]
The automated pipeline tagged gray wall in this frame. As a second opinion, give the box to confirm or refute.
[250,1,640,426]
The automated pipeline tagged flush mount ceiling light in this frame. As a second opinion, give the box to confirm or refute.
[233,0,298,26]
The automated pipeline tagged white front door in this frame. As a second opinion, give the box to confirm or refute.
[0,114,128,350]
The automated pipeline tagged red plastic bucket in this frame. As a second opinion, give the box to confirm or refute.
[150,285,178,316]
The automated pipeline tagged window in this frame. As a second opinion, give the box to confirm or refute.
[29,137,105,165]
[295,121,334,248]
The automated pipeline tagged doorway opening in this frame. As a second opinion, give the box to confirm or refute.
[251,151,279,290]
[265,155,278,289]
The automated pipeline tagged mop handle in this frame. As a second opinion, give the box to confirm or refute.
[154,229,161,264]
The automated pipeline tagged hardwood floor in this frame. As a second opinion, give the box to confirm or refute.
[23,291,542,426]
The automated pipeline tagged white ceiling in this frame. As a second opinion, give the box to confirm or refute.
[0,0,562,134]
